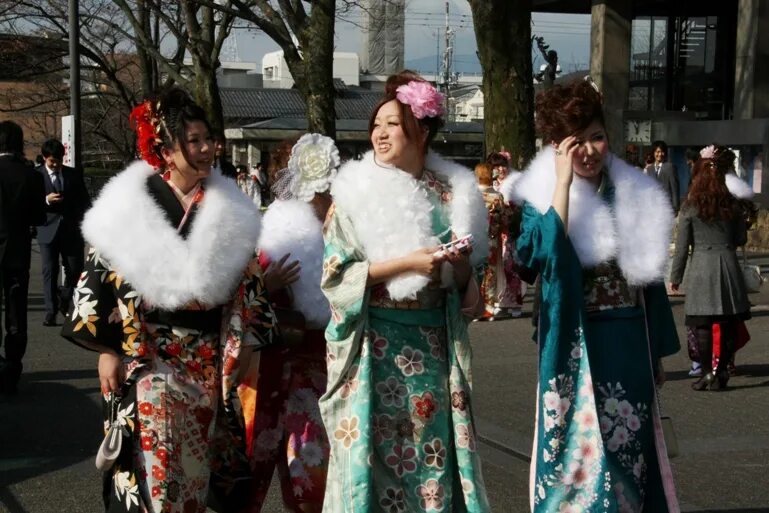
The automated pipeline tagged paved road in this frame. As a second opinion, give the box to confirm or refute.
[1,249,768,512]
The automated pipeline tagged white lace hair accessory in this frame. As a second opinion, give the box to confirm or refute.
[287,133,340,202]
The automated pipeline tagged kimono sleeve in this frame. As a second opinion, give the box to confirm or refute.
[60,247,123,354]
[235,256,279,350]
[515,202,571,281]
[643,283,681,362]
[321,204,370,343]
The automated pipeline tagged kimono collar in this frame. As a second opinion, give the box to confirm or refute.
[511,147,674,286]
[81,160,261,310]
[330,150,489,300]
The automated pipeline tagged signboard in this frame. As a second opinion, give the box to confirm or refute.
[61,115,75,167]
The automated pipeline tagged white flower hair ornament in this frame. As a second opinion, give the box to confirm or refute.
[287,133,340,202]
[395,81,445,120]
[699,145,717,159]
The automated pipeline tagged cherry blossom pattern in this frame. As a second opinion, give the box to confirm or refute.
[423,438,446,469]
[411,391,438,424]
[385,444,417,477]
[334,416,360,449]
[395,346,425,376]
[379,487,407,513]
[416,478,445,511]
[376,376,408,408]
[455,423,476,451]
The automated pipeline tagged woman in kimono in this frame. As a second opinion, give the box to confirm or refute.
[510,80,680,512]
[670,145,751,391]
[475,162,514,319]
[245,133,338,512]
[61,88,278,513]
[320,71,491,513]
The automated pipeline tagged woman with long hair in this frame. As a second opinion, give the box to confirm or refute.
[670,145,751,390]
[320,70,491,512]
[61,88,278,513]
[510,79,680,512]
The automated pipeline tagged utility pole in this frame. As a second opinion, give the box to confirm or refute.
[68,0,81,170]
[441,1,455,122]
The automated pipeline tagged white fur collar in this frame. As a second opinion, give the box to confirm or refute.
[82,161,261,309]
[498,170,523,203]
[511,147,673,285]
[258,199,330,329]
[726,174,754,199]
[330,150,489,300]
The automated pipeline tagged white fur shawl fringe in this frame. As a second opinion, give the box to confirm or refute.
[511,147,673,285]
[726,174,754,199]
[258,199,330,329]
[330,150,489,300]
[81,161,261,309]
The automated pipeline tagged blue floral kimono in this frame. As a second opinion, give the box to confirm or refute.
[512,149,681,513]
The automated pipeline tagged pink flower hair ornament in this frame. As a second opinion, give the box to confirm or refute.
[395,81,445,120]
[699,145,717,159]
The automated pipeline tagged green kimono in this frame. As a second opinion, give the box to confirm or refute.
[320,172,490,513]
[518,202,681,513]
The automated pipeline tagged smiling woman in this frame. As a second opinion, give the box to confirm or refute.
[510,79,681,513]
[60,88,279,513]
[319,71,491,513]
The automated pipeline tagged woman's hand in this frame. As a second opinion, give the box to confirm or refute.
[98,352,124,395]
[554,135,580,187]
[405,247,444,278]
[264,253,301,293]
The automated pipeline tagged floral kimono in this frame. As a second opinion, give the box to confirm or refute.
[243,198,332,512]
[511,149,681,513]
[61,162,278,513]
[478,186,517,318]
[319,151,491,513]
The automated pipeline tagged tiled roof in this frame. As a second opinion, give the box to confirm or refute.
[221,87,382,123]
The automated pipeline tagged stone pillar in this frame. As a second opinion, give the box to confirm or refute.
[734,0,758,119]
[590,0,632,151]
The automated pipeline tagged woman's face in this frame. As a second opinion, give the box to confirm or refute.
[370,99,425,170]
[163,120,213,182]
[570,120,609,180]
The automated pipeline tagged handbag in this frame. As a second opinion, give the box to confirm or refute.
[95,393,123,471]
[741,248,764,293]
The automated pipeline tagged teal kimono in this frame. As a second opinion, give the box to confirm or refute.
[518,193,681,512]
[319,160,490,513]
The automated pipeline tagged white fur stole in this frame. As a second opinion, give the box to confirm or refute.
[498,171,523,203]
[330,150,489,300]
[726,173,754,199]
[81,161,261,309]
[511,147,673,285]
[258,199,330,329]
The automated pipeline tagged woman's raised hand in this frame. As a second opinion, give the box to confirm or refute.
[554,135,580,187]
[264,253,301,293]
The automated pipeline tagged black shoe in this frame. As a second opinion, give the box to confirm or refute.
[691,372,718,391]
[43,315,57,327]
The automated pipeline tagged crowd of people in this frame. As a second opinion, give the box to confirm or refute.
[0,69,760,513]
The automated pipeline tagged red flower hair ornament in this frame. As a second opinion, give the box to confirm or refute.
[129,99,165,169]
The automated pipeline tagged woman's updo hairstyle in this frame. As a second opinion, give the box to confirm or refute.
[368,70,445,154]
[535,80,605,144]
[156,87,211,151]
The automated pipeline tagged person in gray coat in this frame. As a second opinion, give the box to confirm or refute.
[645,140,680,214]
[670,145,750,391]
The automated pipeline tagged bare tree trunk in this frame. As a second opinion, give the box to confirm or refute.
[468,0,535,170]
[285,0,336,135]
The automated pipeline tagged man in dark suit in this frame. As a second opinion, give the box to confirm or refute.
[35,139,91,326]
[0,121,45,394]
[644,140,680,214]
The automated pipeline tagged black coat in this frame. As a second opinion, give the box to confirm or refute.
[34,165,91,245]
[0,155,46,269]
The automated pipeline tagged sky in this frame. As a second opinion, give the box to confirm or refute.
[229,1,592,75]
